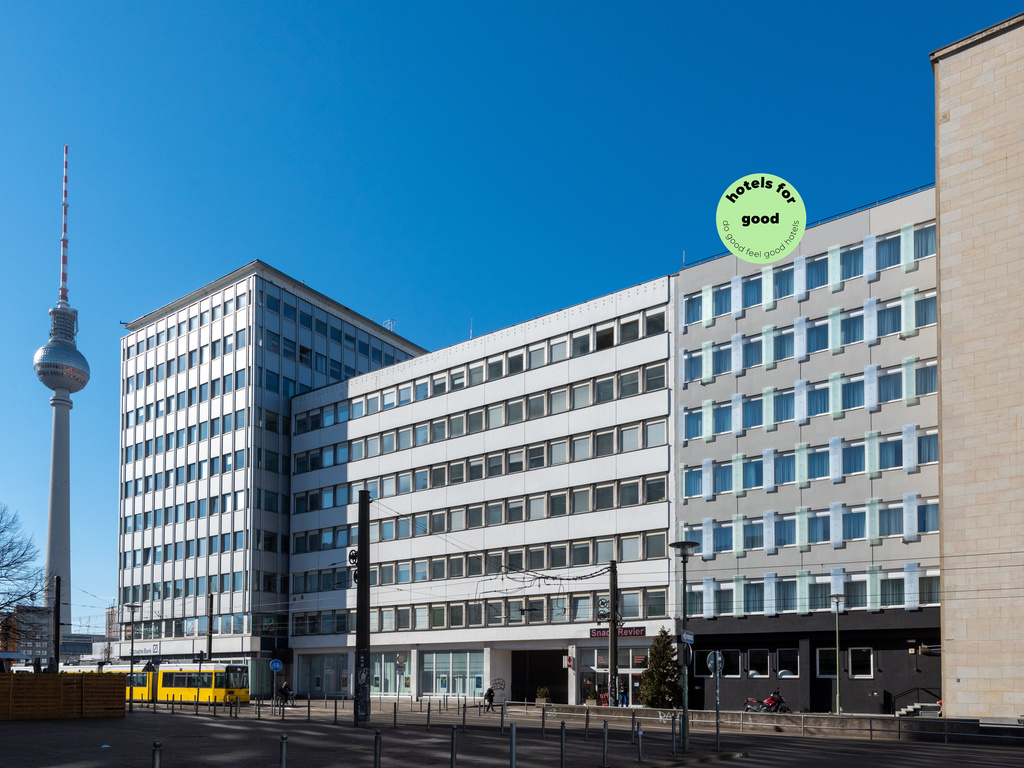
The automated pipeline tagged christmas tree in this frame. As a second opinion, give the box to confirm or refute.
[638,626,682,708]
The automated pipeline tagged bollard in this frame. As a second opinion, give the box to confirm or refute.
[509,722,517,768]
[478,702,481,717]
[428,700,432,730]
[335,698,338,724]
[171,696,175,714]
[500,703,505,735]
[541,705,546,739]
[602,720,608,768]
[307,695,311,722]
[630,709,636,744]
[152,740,162,768]
[679,712,685,753]
[214,699,218,717]
[462,701,467,732]
[672,713,677,756]
[394,702,398,728]
[585,708,590,741]
[374,729,382,768]
[637,729,643,762]
[279,733,288,768]
[560,721,566,768]
[450,724,458,768]
[420,698,423,713]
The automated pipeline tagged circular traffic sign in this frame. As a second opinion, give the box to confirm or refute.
[270,659,283,672]
[706,651,723,674]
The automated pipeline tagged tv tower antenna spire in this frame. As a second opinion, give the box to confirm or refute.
[58,144,70,307]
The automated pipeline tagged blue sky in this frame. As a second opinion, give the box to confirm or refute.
[1,2,1017,633]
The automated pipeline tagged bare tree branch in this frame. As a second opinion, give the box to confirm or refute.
[0,503,43,614]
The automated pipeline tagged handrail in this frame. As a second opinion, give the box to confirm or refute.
[891,686,941,715]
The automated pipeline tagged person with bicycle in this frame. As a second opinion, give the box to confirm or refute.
[278,682,293,705]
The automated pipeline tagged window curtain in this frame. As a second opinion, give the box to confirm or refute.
[713,405,732,433]
[914,225,936,259]
[877,237,900,268]
[713,465,733,493]
[918,434,939,463]
[743,340,763,368]
[743,399,763,428]
[916,365,938,395]
[743,459,763,489]
[775,455,796,484]
[684,469,703,497]
[840,248,863,280]
[712,286,731,316]
[879,439,902,469]
[878,372,902,402]
[918,503,939,532]
[841,316,864,344]
[774,392,795,422]
[685,296,702,324]
[742,277,762,308]
[808,451,829,478]
[877,306,902,335]
[685,412,702,439]
[915,297,937,327]
[773,267,794,298]
[774,332,794,360]
[842,381,864,410]
[806,259,828,289]
[808,388,829,416]
[843,510,865,539]
[842,445,865,474]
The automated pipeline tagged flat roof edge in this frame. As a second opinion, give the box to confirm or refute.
[930,12,1024,62]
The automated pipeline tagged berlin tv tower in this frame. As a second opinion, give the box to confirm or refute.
[33,146,90,635]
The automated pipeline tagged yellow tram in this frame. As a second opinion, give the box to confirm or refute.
[79,663,250,704]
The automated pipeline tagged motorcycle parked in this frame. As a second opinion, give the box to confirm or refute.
[744,689,791,713]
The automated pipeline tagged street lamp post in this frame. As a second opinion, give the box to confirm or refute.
[831,593,843,716]
[126,604,139,713]
[670,540,700,753]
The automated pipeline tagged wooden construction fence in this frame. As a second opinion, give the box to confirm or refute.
[0,673,126,720]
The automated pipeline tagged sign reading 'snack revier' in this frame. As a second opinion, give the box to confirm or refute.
[590,627,647,638]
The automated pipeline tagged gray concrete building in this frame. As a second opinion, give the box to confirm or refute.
[675,189,940,714]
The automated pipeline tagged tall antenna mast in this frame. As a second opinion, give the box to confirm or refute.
[58,144,69,308]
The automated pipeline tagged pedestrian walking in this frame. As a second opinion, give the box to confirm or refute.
[485,686,495,712]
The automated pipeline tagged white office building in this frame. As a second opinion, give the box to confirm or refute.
[289,277,674,704]
[115,261,424,692]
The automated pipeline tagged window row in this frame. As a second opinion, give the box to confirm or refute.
[122,451,246,498]
[292,588,669,636]
[294,307,668,434]
[691,647,890,681]
[261,290,408,367]
[294,363,668,470]
[682,224,936,324]
[685,499,940,558]
[294,415,670,505]
[683,360,938,440]
[123,409,247,464]
[125,289,249,360]
[120,571,247,603]
[122,531,246,568]
[683,293,936,383]
[682,430,938,498]
[684,572,940,619]
[121,494,248,533]
[124,332,247,393]
[124,371,248,429]
[293,531,669,596]
[118,614,251,642]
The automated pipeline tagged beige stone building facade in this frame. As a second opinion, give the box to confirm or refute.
[933,13,1024,721]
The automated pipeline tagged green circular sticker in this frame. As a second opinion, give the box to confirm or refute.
[716,174,806,264]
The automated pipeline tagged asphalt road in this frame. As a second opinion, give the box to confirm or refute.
[1,703,1021,767]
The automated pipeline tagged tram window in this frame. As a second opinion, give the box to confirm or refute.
[215,673,225,688]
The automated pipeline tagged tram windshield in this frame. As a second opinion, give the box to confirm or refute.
[226,666,249,690]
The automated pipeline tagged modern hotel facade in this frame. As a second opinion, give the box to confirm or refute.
[676,190,941,714]
[111,12,1024,720]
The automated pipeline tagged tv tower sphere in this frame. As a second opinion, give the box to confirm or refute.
[33,313,91,392]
